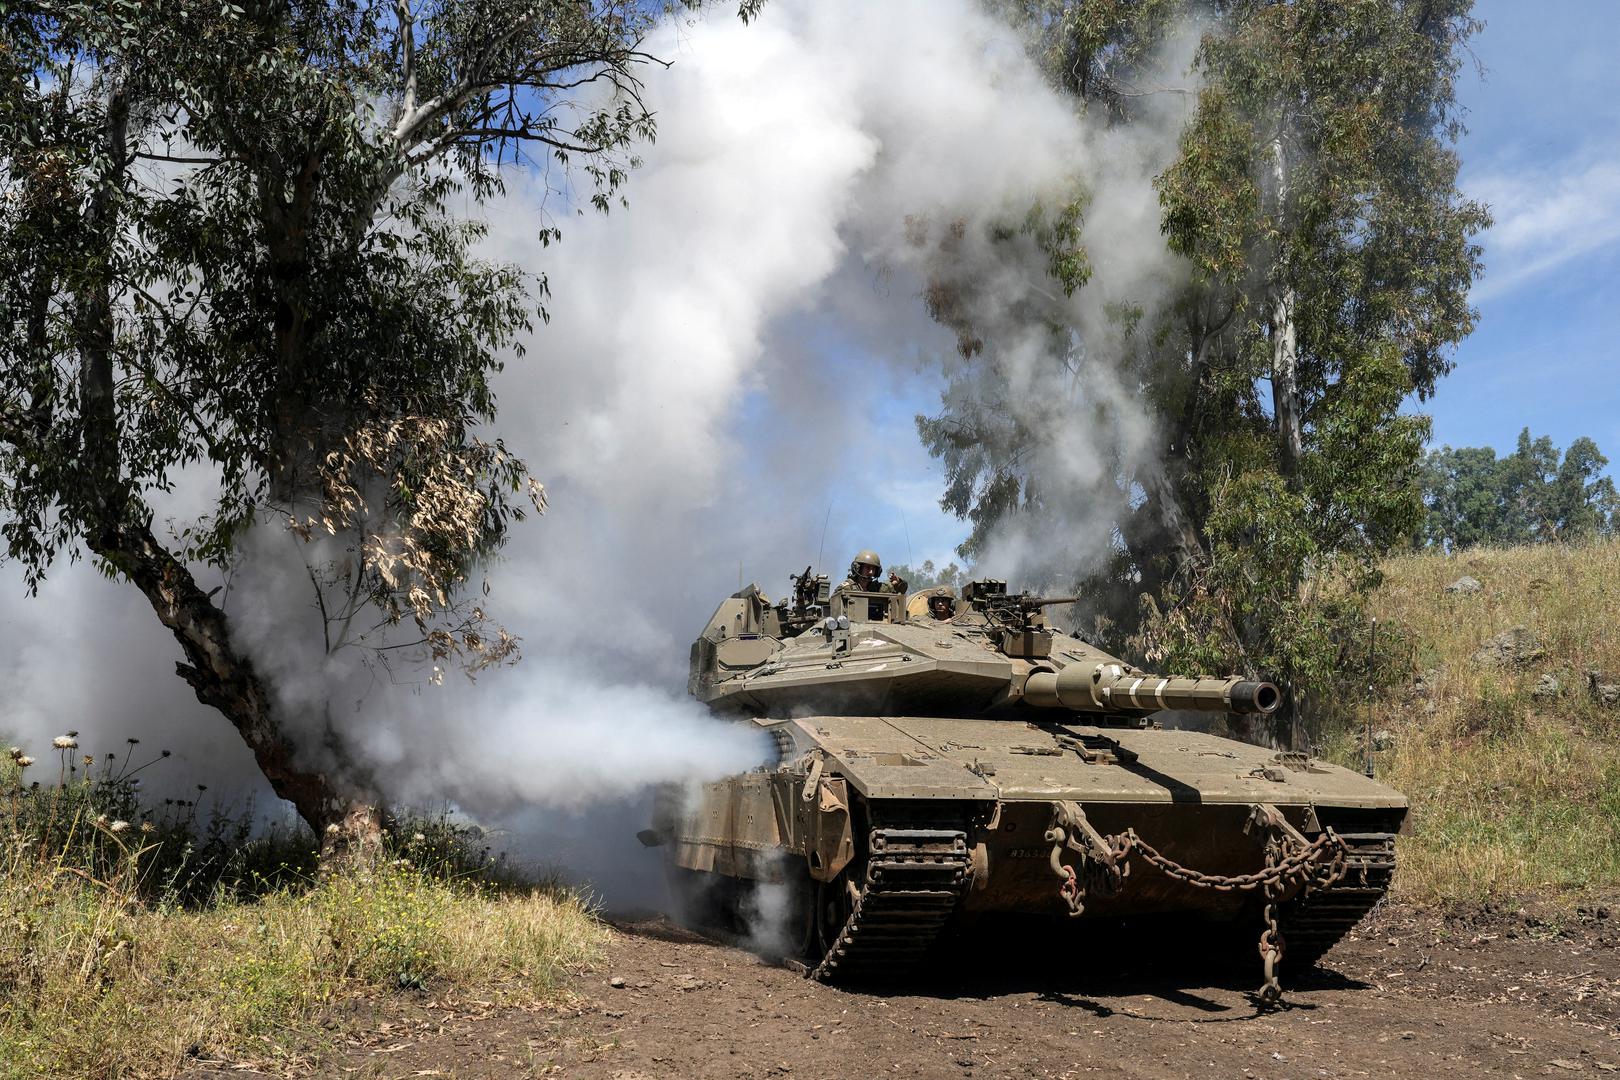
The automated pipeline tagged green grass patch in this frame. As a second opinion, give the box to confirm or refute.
[0,747,604,1079]
[1357,538,1620,904]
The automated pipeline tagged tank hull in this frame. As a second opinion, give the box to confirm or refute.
[654,714,1405,981]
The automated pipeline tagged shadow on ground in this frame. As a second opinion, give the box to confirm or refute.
[609,906,1372,1021]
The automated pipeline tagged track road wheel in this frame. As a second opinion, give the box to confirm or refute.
[791,864,854,965]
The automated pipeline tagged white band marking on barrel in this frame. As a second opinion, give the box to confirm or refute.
[1127,677,1144,708]
[1154,678,1169,706]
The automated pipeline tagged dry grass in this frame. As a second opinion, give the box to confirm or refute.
[0,758,605,1080]
[1344,538,1620,904]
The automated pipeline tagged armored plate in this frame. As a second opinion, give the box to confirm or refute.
[767,715,1405,809]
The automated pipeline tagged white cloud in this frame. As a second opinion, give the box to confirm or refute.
[1469,146,1620,302]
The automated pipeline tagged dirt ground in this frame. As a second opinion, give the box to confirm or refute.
[193,897,1620,1079]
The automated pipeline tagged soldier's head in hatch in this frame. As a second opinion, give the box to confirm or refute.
[849,549,882,589]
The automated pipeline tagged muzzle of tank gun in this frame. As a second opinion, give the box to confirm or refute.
[1021,665,1281,716]
[1227,680,1281,715]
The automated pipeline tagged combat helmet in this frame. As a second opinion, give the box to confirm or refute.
[849,549,882,587]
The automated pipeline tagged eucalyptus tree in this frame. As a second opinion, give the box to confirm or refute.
[1421,431,1619,548]
[0,1,757,856]
[918,0,1488,743]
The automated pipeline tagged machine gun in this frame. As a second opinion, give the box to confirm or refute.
[962,579,1080,632]
[780,565,831,634]
[983,594,1082,631]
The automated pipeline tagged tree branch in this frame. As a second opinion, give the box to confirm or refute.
[396,0,417,126]
[132,150,233,165]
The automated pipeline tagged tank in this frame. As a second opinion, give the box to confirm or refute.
[645,571,1406,999]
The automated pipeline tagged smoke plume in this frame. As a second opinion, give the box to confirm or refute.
[0,1,1198,904]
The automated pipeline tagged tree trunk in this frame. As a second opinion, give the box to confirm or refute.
[1141,465,1206,579]
[67,75,382,868]
[1268,132,1304,481]
[1270,282,1304,480]
[87,523,384,861]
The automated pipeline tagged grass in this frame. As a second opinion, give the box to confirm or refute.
[1336,537,1620,905]
[0,748,605,1080]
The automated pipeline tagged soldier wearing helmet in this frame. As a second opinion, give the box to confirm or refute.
[838,549,907,597]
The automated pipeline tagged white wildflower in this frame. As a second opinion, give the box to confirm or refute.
[14,756,33,768]
[52,736,78,750]
[412,832,426,842]
[109,820,130,833]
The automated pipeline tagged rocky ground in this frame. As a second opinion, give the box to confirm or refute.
[189,896,1620,1079]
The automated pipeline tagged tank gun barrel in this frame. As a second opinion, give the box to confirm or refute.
[1023,664,1280,716]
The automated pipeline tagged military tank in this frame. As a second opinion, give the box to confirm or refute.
[645,564,1406,999]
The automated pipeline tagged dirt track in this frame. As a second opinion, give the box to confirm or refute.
[277,898,1620,1079]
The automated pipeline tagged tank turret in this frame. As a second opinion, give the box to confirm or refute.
[688,575,1280,722]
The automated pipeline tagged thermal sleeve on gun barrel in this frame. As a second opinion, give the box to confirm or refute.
[1021,667,1281,715]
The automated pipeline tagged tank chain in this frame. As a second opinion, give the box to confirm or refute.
[1045,801,1130,917]
[1044,801,1347,899]
[810,823,971,983]
[1043,801,1349,1001]
[1258,837,1289,1005]
[1122,825,1347,896]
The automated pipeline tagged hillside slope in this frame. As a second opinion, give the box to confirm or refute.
[1361,539,1620,902]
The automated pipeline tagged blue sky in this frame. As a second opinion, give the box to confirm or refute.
[1436,0,1620,456]
[846,0,1620,576]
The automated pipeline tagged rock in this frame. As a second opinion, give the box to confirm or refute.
[1410,668,1440,699]
[609,975,627,988]
[1372,729,1397,751]
[1531,672,1561,701]
[1472,626,1546,668]
[1445,575,1483,595]
[1587,669,1620,708]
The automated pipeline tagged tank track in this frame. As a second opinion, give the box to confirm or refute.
[1278,825,1398,972]
[810,823,970,983]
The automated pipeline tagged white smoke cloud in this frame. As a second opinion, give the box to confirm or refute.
[0,0,1197,902]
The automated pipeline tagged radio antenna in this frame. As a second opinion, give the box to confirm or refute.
[900,507,915,570]
[1364,617,1378,778]
[817,504,832,570]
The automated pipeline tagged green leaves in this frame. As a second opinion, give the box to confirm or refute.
[0,1,665,565]
[0,1,724,670]
[1157,87,1258,282]
[918,0,1489,739]
[1421,430,1619,548]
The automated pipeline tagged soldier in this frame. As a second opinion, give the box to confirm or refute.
[927,593,956,621]
[838,549,907,596]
